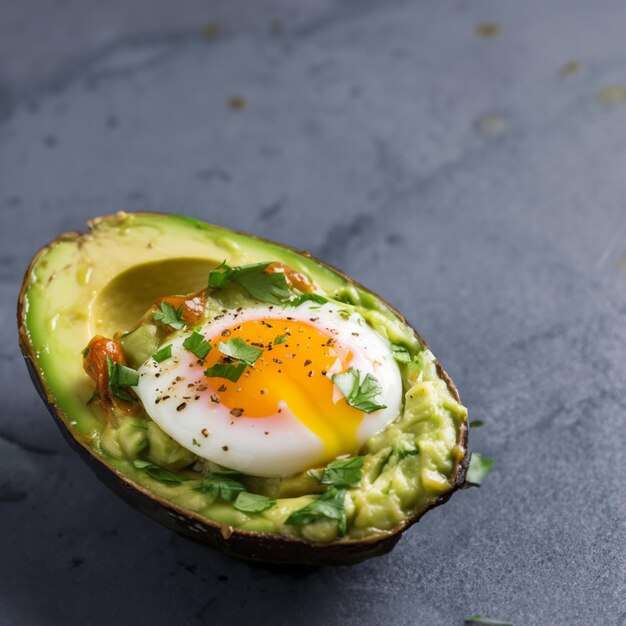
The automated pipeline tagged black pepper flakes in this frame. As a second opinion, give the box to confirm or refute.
[304,359,312,367]
[308,371,314,377]
[201,428,210,437]
[176,402,187,411]
[273,358,283,364]
[210,394,221,404]
[221,329,231,337]
[222,445,229,451]
[230,408,243,417]
[218,384,226,392]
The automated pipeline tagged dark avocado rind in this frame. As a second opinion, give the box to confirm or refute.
[17,212,468,566]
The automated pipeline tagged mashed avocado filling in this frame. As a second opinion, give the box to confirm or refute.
[93,285,466,544]
[21,213,467,545]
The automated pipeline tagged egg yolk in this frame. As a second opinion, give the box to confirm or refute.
[202,318,363,465]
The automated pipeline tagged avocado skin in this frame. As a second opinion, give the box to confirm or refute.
[17,213,468,566]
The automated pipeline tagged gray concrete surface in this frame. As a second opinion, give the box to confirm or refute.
[1,1,626,624]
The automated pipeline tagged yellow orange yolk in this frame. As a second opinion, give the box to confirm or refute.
[202,318,363,464]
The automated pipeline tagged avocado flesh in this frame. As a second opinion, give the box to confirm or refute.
[18,213,468,564]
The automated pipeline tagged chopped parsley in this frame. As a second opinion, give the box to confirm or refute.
[286,293,328,307]
[332,367,387,413]
[152,344,172,363]
[233,492,276,513]
[309,456,364,488]
[274,333,289,345]
[106,356,139,402]
[286,488,347,536]
[396,439,420,459]
[194,475,245,501]
[218,337,263,366]
[152,302,185,330]
[203,361,247,383]
[132,459,186,485]
[183,331,212,359]
[192,438,201,447]
[391,344,412,364]
[470,420,485,428]
[465,452,494,487]
[208,261,290,304]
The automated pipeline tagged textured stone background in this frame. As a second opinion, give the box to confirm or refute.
[2,1,626,624]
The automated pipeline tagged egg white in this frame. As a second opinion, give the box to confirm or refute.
[134,302,403,477]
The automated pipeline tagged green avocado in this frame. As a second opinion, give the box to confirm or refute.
[17,212,468,565]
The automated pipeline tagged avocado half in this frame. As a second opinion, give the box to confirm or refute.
[17,212,468,565]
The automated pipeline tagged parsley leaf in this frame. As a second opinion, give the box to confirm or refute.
[332,368,387,413]
[465,452,494,487]
[396,439,420,460]
[286,293,328,307]
[464,616,512,625]
[106,356,139,402]
[218,337,263,366]
[183,331,212,359]
[234,492,276,513]
[208,261,290,304]
[309,457,364,488]
[152,345,172,363]
[194,475,245,501]
[391,344,412,364]
[132,459,186,485]
[286,488,347,536]
[152,302,185,330]
[203,361,247,383]
[274,333,289,345]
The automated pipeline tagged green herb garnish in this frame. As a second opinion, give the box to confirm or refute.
[183,331,212,359]
[152,302,185,330]
[309,457,364,488]
[208,261,290,304]
[286,293,328,307]
[470,420,484,428]
[194,475,245,501]
[218,337,263,366]
[203,361,247,383]
[152,345,172,363]
[106,356,139,402]
[396,439,420,459]
[233,492,276,513]
[132,459,186,485]
[391,344,412,364]
[192,438,200,447]
[332,368,387,413]
[466,452,494,486]
[274,333,289,345]
[286,488,347,536]
[464,616,512,625]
